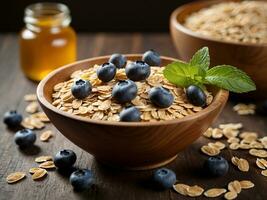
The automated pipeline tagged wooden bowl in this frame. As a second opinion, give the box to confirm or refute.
[170,0,267,99]
[37,55,228,170]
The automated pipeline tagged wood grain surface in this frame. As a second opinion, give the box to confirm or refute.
[0,33,266,200]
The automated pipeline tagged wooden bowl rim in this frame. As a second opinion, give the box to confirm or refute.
[170,0,267,47]
[37,54,229,127]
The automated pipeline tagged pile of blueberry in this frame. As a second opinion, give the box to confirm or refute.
[71,50,208,122]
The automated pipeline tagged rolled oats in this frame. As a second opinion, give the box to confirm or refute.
[184,1,267,44]
[249,149,267,158]
[51,65,213,122]
[228,181,241,194]
[261,169,267,177]
[186,185,204,197]
[25,101,39,114]
[32,168,47,180]
[173,183,190,196]
[35,156,53,163]
[6,172,26,184]
[201,145,220,156]
[39,161,56,169]
[204,188,226,198]
[40,130,53,142]
[24,94,37,101]
[224,191,238,200]
[256,158,267,169]
[231,157,249,172]
[239,180,254,189]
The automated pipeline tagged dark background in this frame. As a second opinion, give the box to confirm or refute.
[3,0,194,32]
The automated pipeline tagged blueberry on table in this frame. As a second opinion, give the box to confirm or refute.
[108,53,127,68]
[14,129,36,148]
[71,79,92,99]
[3,110,23,128]
[70,169,94,191]
[119,106,141,122]
[125,61,151,81]
[97,62,117,82]
[142,50,161,66]
[112,80,137,104]
[186,85,207,107]
[54,149,77,169]
[149,86,174,108]
[153,168,176,189]
[204,156,229,177]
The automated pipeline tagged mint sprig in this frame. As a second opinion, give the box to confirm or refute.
[163,47,256,93]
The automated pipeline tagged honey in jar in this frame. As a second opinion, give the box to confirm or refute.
[20,3,76,81]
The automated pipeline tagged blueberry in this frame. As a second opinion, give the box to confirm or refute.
[97,62,117,82]
[119,106,141,122]
[149,86,174,108]
[3,110,22,128]
[125,61,151,81]
[54,149,77,169]
[112,80,137,104]
[256,101,267,115]
[109,53,127,68]
[142,50,161,66]
[186,85,206,107]
[153,168,176,189]
[14,129,36,148]
[70,169,94,191]
[71,79,92,99]
[204,156,229,177]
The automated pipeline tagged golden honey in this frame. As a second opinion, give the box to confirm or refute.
[20,3,76,81]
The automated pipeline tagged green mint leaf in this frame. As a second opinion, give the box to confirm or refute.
[163,61,205,88]
[190,47,210,71]
[205,65,256,93]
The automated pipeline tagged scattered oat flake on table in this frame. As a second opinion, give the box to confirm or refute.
[25,101,39,113]
[224,191,238,200]
[237,158,249,172]
[39,161,56,169]
[204,188,227,197]
[219,123,243,130]
[173,183,190,196]
[31,112,50,122]
[233,103,255,115]
[229,143,240,150]
[261,170,267,177]
[203,127,212,138]
[256,158,267,169]
[6,172,26,184]
[208,141,226,150]
[22,117,45,130]
[239,180,254,189]
[24,94,37,101]
[231,156,249,172]
[228,181,241,194]
[29,167,43,174]
[32,168,47,180]
[35,156,53,163]
[249,149,267,158]
[211,128,223,139]
[186,185,204,197]
[40,130,53,142]
[201,145,220,156]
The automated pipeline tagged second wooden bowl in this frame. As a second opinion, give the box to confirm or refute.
[170,0,267,99]
[37,55,228,170]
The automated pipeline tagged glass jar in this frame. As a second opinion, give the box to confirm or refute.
[19,3,76,81]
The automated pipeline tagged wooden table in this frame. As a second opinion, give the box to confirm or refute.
[0,33,266,200]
